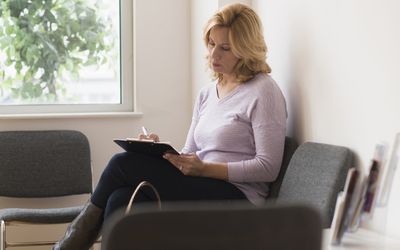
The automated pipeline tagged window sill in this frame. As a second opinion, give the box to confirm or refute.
[0,111,144,120]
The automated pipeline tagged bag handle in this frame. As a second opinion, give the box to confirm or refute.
[125,181,161,214]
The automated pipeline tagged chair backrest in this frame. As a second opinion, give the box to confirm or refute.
[275,142,353,228]
[268,136,298,198]
[101,203,322,250]
[0,130,92,198]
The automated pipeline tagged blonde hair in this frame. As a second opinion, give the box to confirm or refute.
[204,3,271,83]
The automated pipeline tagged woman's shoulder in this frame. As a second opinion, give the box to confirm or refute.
[246,73,287,116]
[246,73,280,94]
[200,81,216,92]
[195,82,216,105]
[198,82,215,97]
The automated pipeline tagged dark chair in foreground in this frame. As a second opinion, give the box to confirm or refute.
[101,203,322,250]
[0,130,92,250]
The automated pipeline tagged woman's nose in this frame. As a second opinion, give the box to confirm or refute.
[211,48,220,60]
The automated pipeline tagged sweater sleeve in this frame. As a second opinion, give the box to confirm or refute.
[227,83,287,183]
[181,92,201,154]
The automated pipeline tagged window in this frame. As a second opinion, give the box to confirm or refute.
[0,0,134,115]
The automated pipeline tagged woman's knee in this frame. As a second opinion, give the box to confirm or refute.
[108,152,130,166]
[103,152,135,175]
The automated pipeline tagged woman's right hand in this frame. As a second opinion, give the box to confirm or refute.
[138,133,160,142]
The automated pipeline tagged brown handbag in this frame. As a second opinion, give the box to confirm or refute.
[125,181,161,214]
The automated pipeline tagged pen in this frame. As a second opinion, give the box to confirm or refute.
[141,126,149,137]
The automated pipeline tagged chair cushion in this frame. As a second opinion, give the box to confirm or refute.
[0,206,83,224]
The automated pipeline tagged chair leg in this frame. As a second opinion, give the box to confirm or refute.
[1,220,6,250]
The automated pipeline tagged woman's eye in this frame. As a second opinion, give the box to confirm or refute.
[222,47,230,51]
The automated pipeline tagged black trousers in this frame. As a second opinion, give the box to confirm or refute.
[91,152,247,219]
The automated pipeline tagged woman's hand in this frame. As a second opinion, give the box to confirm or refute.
[163,153,206,176]
[137,133,160,142]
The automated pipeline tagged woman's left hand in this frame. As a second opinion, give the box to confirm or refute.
[163,153,206,176]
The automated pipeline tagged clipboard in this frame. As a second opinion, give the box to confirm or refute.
[114,139,180,157]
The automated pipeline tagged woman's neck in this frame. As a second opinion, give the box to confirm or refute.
[219,74,240,87]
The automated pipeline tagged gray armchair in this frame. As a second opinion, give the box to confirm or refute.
[269,141,353,227]
[0,130,92,250]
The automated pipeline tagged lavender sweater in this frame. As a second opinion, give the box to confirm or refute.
[182,73,287,204]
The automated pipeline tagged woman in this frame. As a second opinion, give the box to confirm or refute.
[53,3,286,250]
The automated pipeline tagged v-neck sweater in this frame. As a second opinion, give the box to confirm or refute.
[182,73,287,204]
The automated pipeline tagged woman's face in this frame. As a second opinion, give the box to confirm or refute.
[207,26,239,79]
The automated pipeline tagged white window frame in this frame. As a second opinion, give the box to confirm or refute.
[0,0,136,117]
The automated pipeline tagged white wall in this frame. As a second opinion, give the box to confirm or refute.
[254,0,400,237]
[0,0,191,248]
[219,0,252,8]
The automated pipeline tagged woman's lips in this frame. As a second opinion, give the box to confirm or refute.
[212,63,221,68]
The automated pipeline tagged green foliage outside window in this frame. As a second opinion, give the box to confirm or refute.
[0,0,115,102]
